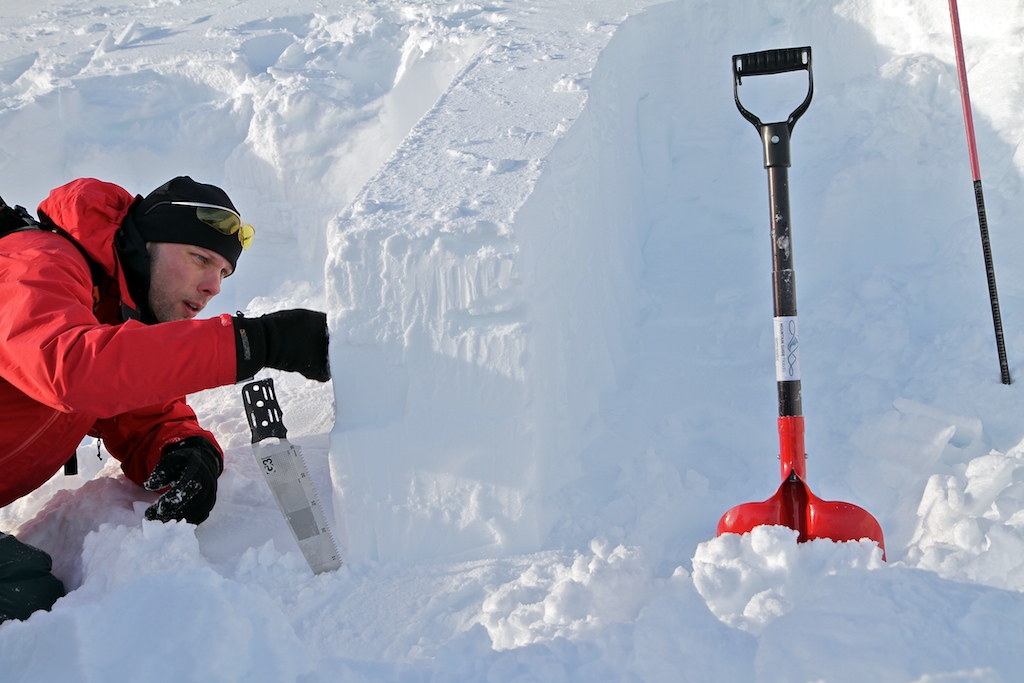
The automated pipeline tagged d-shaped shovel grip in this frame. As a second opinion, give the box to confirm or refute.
[733,46,813,132]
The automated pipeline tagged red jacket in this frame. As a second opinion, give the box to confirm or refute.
[0,178,238,507]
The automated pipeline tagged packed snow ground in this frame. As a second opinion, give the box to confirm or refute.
[3,0,1024,680]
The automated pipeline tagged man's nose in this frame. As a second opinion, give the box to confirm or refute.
[199,271,222,297]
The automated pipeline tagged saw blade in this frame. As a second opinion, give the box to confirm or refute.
[242,378,341,574]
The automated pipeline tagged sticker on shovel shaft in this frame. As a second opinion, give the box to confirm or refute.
[774,316,800,381]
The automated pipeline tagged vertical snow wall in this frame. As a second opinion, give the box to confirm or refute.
[325,8,654,563]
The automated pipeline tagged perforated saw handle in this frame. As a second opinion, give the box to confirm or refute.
[242,378,288,442]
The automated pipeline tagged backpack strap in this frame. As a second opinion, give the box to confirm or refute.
[1,194,106,476]
[0,195,39,237]
[42,221,106,310]
[0,194,105,308]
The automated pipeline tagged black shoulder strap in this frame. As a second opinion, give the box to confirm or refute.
[44,222,106,292]
[0,194,105,297]
[1,194,106,476]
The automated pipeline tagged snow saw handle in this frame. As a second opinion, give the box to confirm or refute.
[242,378,288,443]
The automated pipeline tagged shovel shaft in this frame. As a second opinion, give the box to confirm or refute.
[765,125,802,422]
[779,416,806,480]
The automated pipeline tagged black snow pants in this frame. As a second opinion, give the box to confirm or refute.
[0,532,65,623]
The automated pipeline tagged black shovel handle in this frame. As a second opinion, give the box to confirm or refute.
[734,47,810,80]
[733,46,813,131]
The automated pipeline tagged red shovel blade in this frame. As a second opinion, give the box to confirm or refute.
[717,475,885,560]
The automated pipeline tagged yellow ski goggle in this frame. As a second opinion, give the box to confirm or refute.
[148,200,255,250]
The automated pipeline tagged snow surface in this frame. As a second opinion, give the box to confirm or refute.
[3,0,1024,680]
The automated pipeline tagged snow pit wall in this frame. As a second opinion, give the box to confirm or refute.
[325,15,653,563]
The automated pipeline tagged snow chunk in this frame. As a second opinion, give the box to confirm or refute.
[480,540,650,649]
[692,526,884,635]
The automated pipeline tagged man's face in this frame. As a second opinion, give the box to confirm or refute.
[147,242,233,322]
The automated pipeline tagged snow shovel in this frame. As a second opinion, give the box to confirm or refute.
[716,46,885,558]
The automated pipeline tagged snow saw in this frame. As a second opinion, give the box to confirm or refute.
[716,46,885,558]
[242,378,341,573]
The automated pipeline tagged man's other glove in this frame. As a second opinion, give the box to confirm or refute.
[232,309,330,382]
[144,436,223,525]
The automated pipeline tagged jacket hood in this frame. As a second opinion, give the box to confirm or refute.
[37,178,136,278]
[37,178,144,316]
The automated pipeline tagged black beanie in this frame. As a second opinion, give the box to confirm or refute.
[132,176,245,270]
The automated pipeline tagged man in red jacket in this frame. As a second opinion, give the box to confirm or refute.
[0,176,330,623]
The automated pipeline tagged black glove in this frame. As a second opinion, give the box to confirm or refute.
[232,309,330,382]
[144,437,223,525]
[0,532,66,622]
